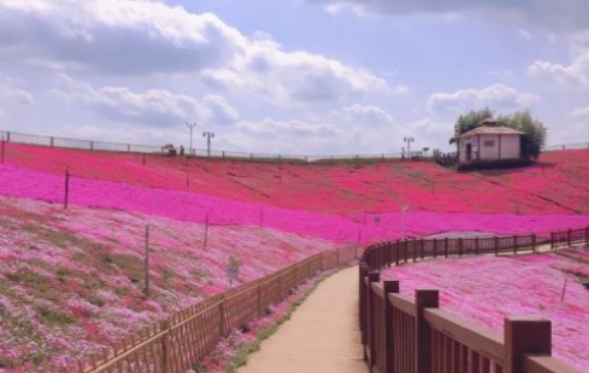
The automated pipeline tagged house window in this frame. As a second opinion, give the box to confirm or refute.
[483,140,495,147]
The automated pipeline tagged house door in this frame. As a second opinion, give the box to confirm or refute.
[466,144,473,161]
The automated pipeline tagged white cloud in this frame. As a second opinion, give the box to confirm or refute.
[0,0,394,104]
[308,0,589,31]
[571,106,589,121]
[427,84,540,115]
[231,104,407,154]
[52,76,239,126]
[528,50,589,87]
[0,75,34,106]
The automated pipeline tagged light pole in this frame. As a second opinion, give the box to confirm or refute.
[404,137,415,158]
[203,132,215,157]
[186,122,197,155]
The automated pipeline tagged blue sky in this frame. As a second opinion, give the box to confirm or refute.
[0,0,588,155]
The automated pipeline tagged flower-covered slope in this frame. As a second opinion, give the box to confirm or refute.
[4,143,589,215]
[381,251,589,372]
[2,163,589,243]
[0,196,337,371]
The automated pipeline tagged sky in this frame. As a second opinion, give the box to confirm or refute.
[0,0,588,156]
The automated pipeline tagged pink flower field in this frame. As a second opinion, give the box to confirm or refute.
[2,163,589,244]
[381,251,589,371]
[0,196,337,371]
[1,143,589,372]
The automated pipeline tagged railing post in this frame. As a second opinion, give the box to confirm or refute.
[420,239,425,260]
[505,317,551,373]
[413,238,418,262]
[415,290,439,373]
[257,282,263,316]
[567,229,572,247]
[395,240,401,266]
[513,235,518,255]
[458,238,463,257]
[532,234,537,253]
[359,264,368,330]
[433,238,437,258]
[444,238,449,258]
[366,272,380,366]
[161,320,172,373]
[475,237,479,255]
[50,136,54,147]
[586,227,589,246]
[219,295,226,336]
[495,236,500,256]
[383,281,400,373]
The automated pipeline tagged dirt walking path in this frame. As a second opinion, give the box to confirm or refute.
[236,266,368,373]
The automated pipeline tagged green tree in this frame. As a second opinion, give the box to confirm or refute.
[451,108,547,161]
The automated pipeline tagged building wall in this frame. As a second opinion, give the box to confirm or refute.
[499,135,521,159]
[458,134,521,163]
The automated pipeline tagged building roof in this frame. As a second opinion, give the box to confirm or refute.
[459,125,524,139]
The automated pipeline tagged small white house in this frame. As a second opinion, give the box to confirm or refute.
[457,119,524,165]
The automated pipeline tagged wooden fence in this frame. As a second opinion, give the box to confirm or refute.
[551,227,589,249]
[360,234,585,373]
[46,245,357,373]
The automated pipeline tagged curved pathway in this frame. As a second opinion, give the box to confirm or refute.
[237,266,368,373]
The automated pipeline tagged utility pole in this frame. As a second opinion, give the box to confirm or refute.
[186,122,197,156]
[203,132,215,157]
[404,137,415,159]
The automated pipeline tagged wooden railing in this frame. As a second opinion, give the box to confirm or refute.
[44,245,357,373]
[551,227,589,249]
[360,234,585,373]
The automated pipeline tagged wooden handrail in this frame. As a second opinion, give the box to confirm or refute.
[424,308,504,363]
[523,356,585,373]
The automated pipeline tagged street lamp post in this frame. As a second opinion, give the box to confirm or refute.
[203,132,215,157]
[186,122,197,155]
[403,137,415,159]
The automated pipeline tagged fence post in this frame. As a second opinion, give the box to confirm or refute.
[50,136,54,147]
[64,167,70,210]
[413,238,418,262]
[444,238,449,258]
[495,236,500,256]
[395,240,401,266]
[161,320,172,373]
[6,131,10,142]
[0,135,5,164]
[219,295,226,337]
[336,248,340,267]
[257,282,263,316]
[415,290,439,373]
[458,238,463,257]
[127,144,131,153]
[475,237,479,256]
[586,227,589,246]
[504,317,551,373]
[532,234,537,253]
[568,229,572,247]
[383,281,400,373]
[90,141,94,151]
[433,238,437,258]
[366,272,380,365]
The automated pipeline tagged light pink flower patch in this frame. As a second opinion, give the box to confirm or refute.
[381,252,589,371]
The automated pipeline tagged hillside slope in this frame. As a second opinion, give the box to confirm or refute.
[0,196,336,371]
[3,143,589,215]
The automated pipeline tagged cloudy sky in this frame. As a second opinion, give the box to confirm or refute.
[0,0,588,155]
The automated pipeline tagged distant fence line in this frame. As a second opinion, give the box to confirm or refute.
[41,245,357,373]
[0,130,405,164]
[359,230,587,373]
